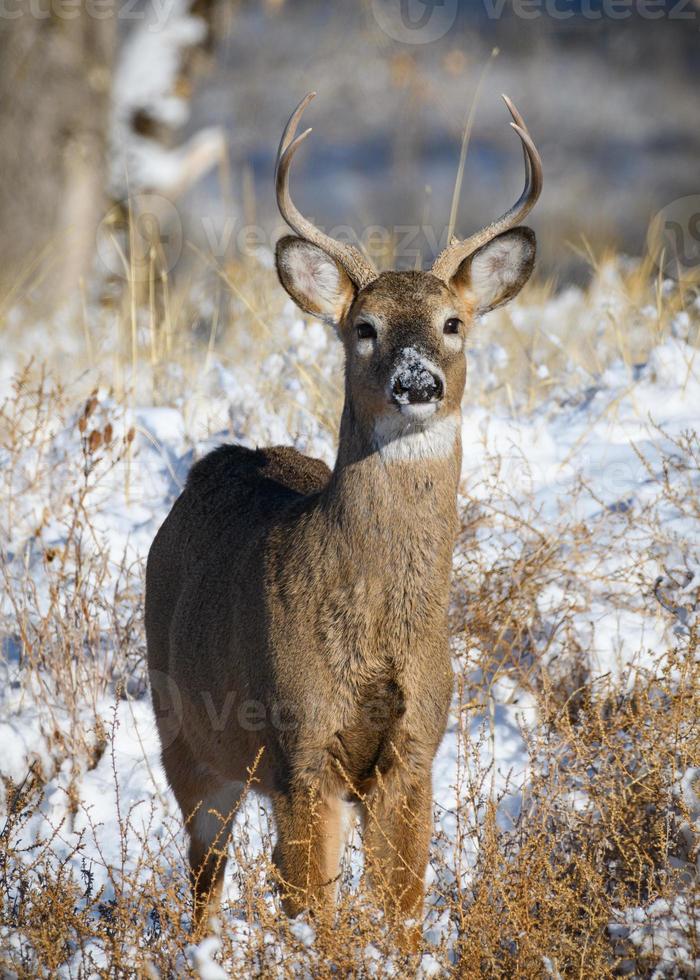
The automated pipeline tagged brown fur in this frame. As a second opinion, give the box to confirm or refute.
[146,228,535,941]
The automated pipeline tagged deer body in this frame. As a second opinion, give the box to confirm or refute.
[146,94,542,939]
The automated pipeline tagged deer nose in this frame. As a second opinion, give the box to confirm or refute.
[390,351,445,406]
[392,371,443,404]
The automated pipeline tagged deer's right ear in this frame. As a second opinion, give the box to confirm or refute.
[275,236,356,327]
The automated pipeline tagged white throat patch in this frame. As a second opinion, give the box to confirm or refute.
[373,412,460,463]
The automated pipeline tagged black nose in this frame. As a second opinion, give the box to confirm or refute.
[391,367,444,405]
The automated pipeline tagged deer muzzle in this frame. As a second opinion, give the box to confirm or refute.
[389,347,445,413]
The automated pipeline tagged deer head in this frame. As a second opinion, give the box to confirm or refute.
[275,92,542,450]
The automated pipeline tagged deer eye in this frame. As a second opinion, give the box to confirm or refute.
[444,317,462,335]
[356,322,377,340]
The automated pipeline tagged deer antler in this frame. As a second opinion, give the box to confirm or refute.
[431,95,543,282]
[276,92,377,289]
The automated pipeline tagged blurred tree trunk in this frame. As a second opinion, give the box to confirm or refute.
[0,6,116,304]
[0,1,224,308]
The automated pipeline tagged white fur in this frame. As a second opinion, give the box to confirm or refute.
[192,778,243,844]
[400,403,437,420]
[282,242,346,320]
[443,331,463,353]
[469,234,531,312]
[373,412,460,463]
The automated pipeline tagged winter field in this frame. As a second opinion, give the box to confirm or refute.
[1,250,699,977]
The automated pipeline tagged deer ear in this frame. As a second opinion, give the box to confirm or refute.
[275,236,355,326]
[451,228,536,316]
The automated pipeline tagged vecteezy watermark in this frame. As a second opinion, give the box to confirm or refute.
[370,0,459,43]
[199,219,458,268]
[94,195,468,281]
[482,0,696,20]
[121,673,404,759]
[0,0,181,31]
[648,195,700,283]
[241,218,467,267]
[96,193,183,282]
[95,202,461,280]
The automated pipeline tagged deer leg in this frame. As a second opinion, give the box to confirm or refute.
[361,772,433,949]
[162,739,243,932]
[187,778,243,931]
[271,785,346,918]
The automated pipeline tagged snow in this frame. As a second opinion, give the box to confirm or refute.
[1,268,699,972]
[188,936,228,979]
[109,0,225,207]
[390,347,442,404]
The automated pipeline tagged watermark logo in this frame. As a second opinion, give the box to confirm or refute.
[96,193,183,282]
[481,0,697,21]
[648,195,700,283]
[0,0,178,31]
[370,0,458,43]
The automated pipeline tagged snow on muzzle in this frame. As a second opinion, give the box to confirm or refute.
[389,347,445,406]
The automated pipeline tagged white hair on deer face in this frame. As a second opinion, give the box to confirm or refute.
[373,411,460,463]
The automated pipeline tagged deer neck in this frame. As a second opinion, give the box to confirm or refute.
[322,395,462,575]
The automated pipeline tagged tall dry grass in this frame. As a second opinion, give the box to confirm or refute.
[1,244,699,976]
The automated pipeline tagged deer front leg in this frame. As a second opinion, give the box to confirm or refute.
[271,784,346,917]
[361,769,433,949]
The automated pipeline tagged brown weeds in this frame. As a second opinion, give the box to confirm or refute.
[1,259,699,976]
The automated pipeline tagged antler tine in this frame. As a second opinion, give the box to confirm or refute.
[275,91,316,171]
[431,95,543,283]
[499,94,542,217]
[275,93,377,290]
[502,94,532,186]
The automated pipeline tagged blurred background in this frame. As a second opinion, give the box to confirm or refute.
[1,0,699,310]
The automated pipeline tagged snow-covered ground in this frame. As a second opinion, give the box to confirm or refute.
[1,262,699,975]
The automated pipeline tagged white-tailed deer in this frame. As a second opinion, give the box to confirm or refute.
[146,91,542,942]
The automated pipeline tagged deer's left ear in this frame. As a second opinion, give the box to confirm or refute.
[450,227,536,315]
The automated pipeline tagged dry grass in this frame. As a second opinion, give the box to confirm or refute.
[1,249,699,977]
